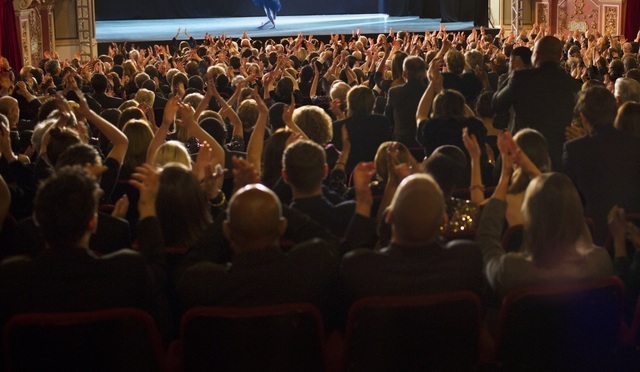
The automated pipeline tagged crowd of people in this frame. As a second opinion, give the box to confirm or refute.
[1,23,640,366]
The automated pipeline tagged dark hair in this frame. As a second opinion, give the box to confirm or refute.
[509,129,551,194]
[46,127,81,167]
[200,117,227,146]
[37,97,58,122]
[432,89,466,120]
[91,73,109,93]
[268,102,286,131]
[188,75,204,92]
[56,144,100,170]
[117,107,145,130]
[615,101,640,137]
[574,86,617,131]
[157,166,212,247]
[282,140,326,193]
[144,65,159,80]
[261,130,292,183]
[34,166,100,249]
[475,92,495,119]
[424,146,466,197]
[511,46,532,67]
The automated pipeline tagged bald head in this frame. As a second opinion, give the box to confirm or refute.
[224,184,286,251]
[0,96,19,127]
[389,174,445,244]
[532,36,563,67]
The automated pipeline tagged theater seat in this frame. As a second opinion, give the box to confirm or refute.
[3,308,165,372]
[168,303,326,372]
[342,292,486,371]
[495,277,625,371]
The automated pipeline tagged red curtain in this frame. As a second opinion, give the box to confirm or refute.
[625,0,640,40]
[0,0,22,71]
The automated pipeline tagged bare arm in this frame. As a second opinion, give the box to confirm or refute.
[416,58,443,125]
[246,87,269,175]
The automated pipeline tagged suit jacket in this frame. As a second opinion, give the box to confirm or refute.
[341,238,483,303]
[0,218,166,330]
[492,63,581,171]
[12,212,131,258]
[290,195,355,237]
[442,71,483,105]
[177,239,339,312]
[562,126,640,244]
[385,79,426,149]
[332,114,391,174]
[91,91,124,110]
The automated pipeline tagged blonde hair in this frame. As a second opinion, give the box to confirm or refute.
[122,120,154,170]
[153,140,192,169]
[134,88,155,107]
[293,105,333,145]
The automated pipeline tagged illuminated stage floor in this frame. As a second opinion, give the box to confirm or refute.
[95,14,475,42]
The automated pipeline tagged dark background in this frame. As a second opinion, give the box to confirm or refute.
[96,0,487,26]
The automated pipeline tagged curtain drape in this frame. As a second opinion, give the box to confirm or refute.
[624,0,639,40]
[0,0,22,72]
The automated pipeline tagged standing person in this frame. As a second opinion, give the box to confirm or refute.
[254,0,282,29]
[492,36,581,171]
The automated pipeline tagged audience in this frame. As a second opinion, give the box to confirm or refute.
[1,25,640,366]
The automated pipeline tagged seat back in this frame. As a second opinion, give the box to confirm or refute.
[496,277,624,371]
[3,308,165,372]
[343,292,482,371]
[178,303,325,372]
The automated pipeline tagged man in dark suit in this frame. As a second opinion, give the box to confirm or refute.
[283,140,355,237]
[385,56,427,150]
[177,183,339,312]
[340,173,483,303]
[90,73,123,110]
[493,36,581,171]
[0,166,168,333]
[563,86,640,245]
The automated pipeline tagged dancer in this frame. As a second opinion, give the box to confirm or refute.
[253,0,281,29]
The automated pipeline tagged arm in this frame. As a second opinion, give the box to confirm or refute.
[416,58,443,125]
[474,133,514,292]
[309,64,319,98]
[462,128,485,204]
[147,96,178,163]
[246,87,268,175]
[0,175,9,232]
[75,87,129,165]
[282,95,308,139]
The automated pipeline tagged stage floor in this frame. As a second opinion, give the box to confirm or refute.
[95,14,475,42]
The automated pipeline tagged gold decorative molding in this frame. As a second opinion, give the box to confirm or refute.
[536,2,549,24]
[603,5,619,35]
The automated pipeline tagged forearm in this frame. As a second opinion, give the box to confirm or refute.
[469,157,485,204]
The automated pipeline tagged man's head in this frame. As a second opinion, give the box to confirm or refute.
[387,174,446,244]
[282,140,327,197]
[34,166,101,249]
[614,77,640,105]
[0,96,19,128]
[444,50,465,75]
[574,85,618,132]
[510,46,533,71]
[403,56,427,82]
[223,184,287,252]
[532,36,563,67]
[56,143,107,179]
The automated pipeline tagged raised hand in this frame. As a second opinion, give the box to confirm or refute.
[129,164,160,218]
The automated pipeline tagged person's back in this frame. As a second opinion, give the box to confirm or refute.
[341,174,483,302]
[177,184,338,312]
[493,36,581,170]
[563,86,640,244]
[0,167,165,328]
[283,140,355,237]
[385,56,427,149]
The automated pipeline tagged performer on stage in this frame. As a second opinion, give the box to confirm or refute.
[253,0,281,29]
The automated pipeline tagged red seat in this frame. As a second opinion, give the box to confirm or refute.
[3,308,165,372]
[495,277,625,371]
[342,292,488,371]
[168,303,326,372]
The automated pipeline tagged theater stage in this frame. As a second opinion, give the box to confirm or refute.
[95,14,475,43]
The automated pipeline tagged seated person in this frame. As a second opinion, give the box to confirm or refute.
[177,184,339,312]
[340,173,483,303]
[283,140,355,237]
[477,133,612,297]
[0,165,168,334]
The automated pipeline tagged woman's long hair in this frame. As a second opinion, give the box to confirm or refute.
[521,173,591,268]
